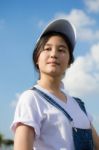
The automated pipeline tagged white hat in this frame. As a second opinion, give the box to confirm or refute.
[35,19,76,52]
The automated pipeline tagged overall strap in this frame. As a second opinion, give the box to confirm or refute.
[73,97,87,116]
[32,87,73,122]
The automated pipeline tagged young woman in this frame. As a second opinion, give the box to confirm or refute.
[11,19,99,150]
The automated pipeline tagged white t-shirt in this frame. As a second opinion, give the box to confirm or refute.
[11,85,92,150]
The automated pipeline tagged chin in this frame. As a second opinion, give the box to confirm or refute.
[47,71,62,77]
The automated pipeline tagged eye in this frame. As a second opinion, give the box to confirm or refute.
[44,47,51,51]
[58,45,69,53]
[58,48,67,53]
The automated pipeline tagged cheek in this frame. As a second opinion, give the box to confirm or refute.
[60,54,70,64]
[37,53,47,67]
[37,57,42,68]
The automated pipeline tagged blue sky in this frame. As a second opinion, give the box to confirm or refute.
[0,0,99,139]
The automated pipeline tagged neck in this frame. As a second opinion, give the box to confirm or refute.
[37,74,62,92]
[37,74,67,103]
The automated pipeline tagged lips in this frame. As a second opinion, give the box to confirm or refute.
[47,61,60,65]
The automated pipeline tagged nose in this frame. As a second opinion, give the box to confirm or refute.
[50,48,58,59]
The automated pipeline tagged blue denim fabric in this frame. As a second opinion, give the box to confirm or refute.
[73,128,93,150]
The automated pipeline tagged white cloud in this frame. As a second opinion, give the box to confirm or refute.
[55,9,95,28]
[10,93,21,108]
[93,115,99,133]
[54,9,99,42]
[91,43,99,65]
[84,0,99,13]
[37,9,99,42]
[77,28,99,41]
[63,43,99,97]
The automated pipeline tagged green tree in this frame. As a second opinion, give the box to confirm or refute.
[0,133,4,148]
[0,133,13,150]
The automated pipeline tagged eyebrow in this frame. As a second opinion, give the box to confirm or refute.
[45,43,68,48]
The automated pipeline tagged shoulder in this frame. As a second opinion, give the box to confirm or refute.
[16,89,42,109]
[16,88,48,110]
[73,97,84,104]
[72,96,93,122]
[18,89,35,104]
[11,89,43,134]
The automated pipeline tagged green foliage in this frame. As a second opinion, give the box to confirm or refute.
[0,133,13,148]
[0,133,4,146]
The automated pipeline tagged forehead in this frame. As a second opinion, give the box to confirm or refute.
[44,35,69,47]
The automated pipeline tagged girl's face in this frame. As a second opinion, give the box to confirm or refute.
[37,35,70,78]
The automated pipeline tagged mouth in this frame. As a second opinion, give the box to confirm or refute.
[47,62,60,65]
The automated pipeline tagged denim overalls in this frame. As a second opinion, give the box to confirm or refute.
[32,87,94,150]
